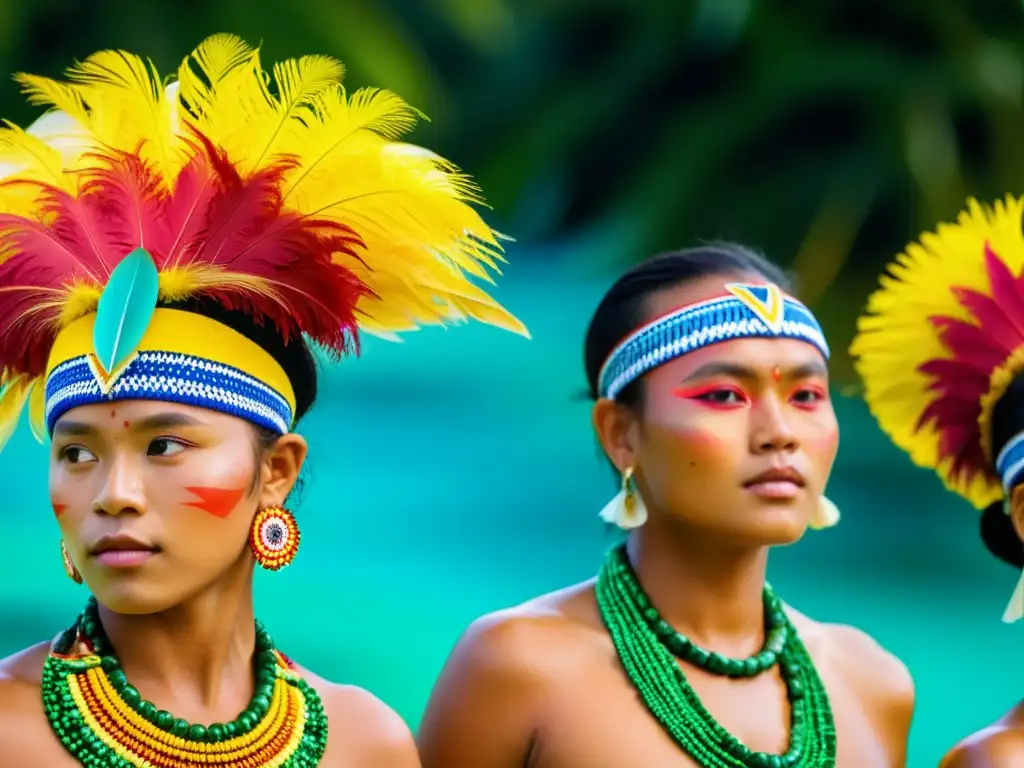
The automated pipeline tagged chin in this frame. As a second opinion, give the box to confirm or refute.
[737,504,810,546]
[85,577,188,616]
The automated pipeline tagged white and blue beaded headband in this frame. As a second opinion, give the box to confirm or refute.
[597,282,830,400]
[996,432,1024,495]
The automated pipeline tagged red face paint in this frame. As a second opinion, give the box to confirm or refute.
[183,486,246,518]
[672,384,750,409]
[789,384,829,411]
[772,366,781,382]
[123,421,130,429]
[52,503,67,517]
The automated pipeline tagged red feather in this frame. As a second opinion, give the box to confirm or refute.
[915,241,1024,482]
[0,126,374,380]
[79,148,169,259]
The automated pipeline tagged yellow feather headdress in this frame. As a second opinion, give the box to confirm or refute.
[0,34,528,445]
[851,196,1024,509]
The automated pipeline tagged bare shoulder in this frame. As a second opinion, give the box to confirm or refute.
[0,641,50,683]
[786,606,914,708]
[0,643,54,753]
[939,722,1024,768]
[417,581,604,766]
[293,665,418,768]
[446,579,604,679]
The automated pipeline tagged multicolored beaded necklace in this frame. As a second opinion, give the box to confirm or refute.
[595,545,836,767]
[41,597,328,767]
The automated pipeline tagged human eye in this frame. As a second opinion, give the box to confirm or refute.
[673,385,750,408]
[59,445,98,464]
[147,437,190,457]
[790,385,828,409]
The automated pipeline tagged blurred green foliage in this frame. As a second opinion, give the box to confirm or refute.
[0,0,1021,369]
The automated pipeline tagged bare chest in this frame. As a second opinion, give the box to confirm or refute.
[0,714,356,768]
[528,657,895,768]
[0,688,349,768]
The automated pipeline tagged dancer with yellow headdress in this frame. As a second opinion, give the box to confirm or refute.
[852,196,1024,766]
[0,34,525,767]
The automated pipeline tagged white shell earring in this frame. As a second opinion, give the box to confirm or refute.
[598,466,648,529]
[809,495,841,529]
[1004,569,1024,623]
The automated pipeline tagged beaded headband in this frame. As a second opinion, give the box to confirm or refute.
[45,307,296,436]
[996,434,1024,495]
[597,282,829,400]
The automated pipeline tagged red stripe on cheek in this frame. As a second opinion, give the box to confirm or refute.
[183,487,246,518]
[52,503,67,517]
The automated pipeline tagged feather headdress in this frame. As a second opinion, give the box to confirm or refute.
[0,34,527,446]
[850,196,1024,509]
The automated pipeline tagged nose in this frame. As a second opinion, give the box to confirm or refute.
[749,394,799,454]
[92,454,147,516]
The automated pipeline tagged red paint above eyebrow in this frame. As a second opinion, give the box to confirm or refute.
[183,487,246,518]
[52,503,67,517]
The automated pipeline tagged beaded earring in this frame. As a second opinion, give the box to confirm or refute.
[249,506,301,570]
[598,466,648,529]
[808,495,841,529]
[61,540,83,584]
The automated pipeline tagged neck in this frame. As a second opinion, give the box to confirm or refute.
[625,520,769,657]
[95,559,257,710]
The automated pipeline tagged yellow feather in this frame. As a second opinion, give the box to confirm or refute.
[0,120,68,191]
[188,52,344,175]
[59,283,103,326]
[27,378,46,443]
[13,72,91,128]
[295,136,503,280]
[157,265,283,306]
[850,195,1024,510]
[64,49,186,183]
[280,88,422,203]
[344,242,529,338]
[0,374,33,453]
[176,34,264,145]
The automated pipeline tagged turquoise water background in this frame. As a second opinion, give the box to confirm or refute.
[1,253,1020,767]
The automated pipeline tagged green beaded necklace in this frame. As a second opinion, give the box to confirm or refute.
[41,597,329,767]
[595,545,836,767]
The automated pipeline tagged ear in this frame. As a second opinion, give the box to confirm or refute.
[1008,485,1024,542]
[257,433,308,509]
[591,397,641,474]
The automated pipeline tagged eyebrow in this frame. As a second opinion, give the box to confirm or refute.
[134,413,208,431]
[53,412,208,438]
[680,360,828,382]
[52,420,97,438]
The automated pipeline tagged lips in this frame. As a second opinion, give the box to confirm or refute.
[743,467,806,487]
[89,534,158,556]
[88,535,160,567]
[743,466,806,501]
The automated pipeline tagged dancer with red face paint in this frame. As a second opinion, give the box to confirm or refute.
[0,35,526,767]
[418,244,913,767]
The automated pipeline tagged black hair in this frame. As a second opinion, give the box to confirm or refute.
[981,372,1024,568]
[583,242,793,407]
[160,297,319,503]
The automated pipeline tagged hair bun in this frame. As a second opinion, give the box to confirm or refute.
[980,502,1024,568]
